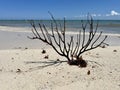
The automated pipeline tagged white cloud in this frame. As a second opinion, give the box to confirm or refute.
[91,14,97,17]
[98,14,101,16]
[74,14,103,18]
[74,10,120,18]
[111,10,120,16]
[105,10,120,16]
[74,15,85,18]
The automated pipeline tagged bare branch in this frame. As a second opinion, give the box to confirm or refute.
[29,14,107,66]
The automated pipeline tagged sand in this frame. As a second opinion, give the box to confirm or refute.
[0,26,120,90]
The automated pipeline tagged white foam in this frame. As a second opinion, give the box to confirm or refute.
[0,26,120,37]
[0,26,31,33]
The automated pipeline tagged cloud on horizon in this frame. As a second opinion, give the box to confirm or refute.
[74,10,120,19]
[110,10,120,16]
[105,10,120,16]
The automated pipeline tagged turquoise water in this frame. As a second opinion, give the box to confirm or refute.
[0,20,120,34]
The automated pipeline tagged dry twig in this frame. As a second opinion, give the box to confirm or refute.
[28,14,107,67]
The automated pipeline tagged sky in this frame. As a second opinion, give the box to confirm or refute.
[0,0,120,20]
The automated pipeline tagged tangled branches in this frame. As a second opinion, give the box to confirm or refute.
[28,14,107,67]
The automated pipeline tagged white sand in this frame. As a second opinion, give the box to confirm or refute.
[0,47,120,90]
[0,26,120,90]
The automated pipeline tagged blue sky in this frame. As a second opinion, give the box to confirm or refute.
[0,0,120,19]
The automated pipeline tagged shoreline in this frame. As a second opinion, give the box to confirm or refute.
[0,26,120,50]
[0,25,120,35]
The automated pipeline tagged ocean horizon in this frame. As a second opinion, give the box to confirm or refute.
[0,20,120,34]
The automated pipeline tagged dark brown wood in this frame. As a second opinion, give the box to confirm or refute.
[28,14,107,66]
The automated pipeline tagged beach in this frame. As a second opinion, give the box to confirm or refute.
[0,25,120,90]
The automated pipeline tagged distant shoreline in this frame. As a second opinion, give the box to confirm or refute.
[0,26,120,50]
[0,20,120,34]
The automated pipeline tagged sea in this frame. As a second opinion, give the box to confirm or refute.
[0,20,120,34]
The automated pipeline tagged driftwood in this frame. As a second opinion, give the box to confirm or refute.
[28,14,107,67]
